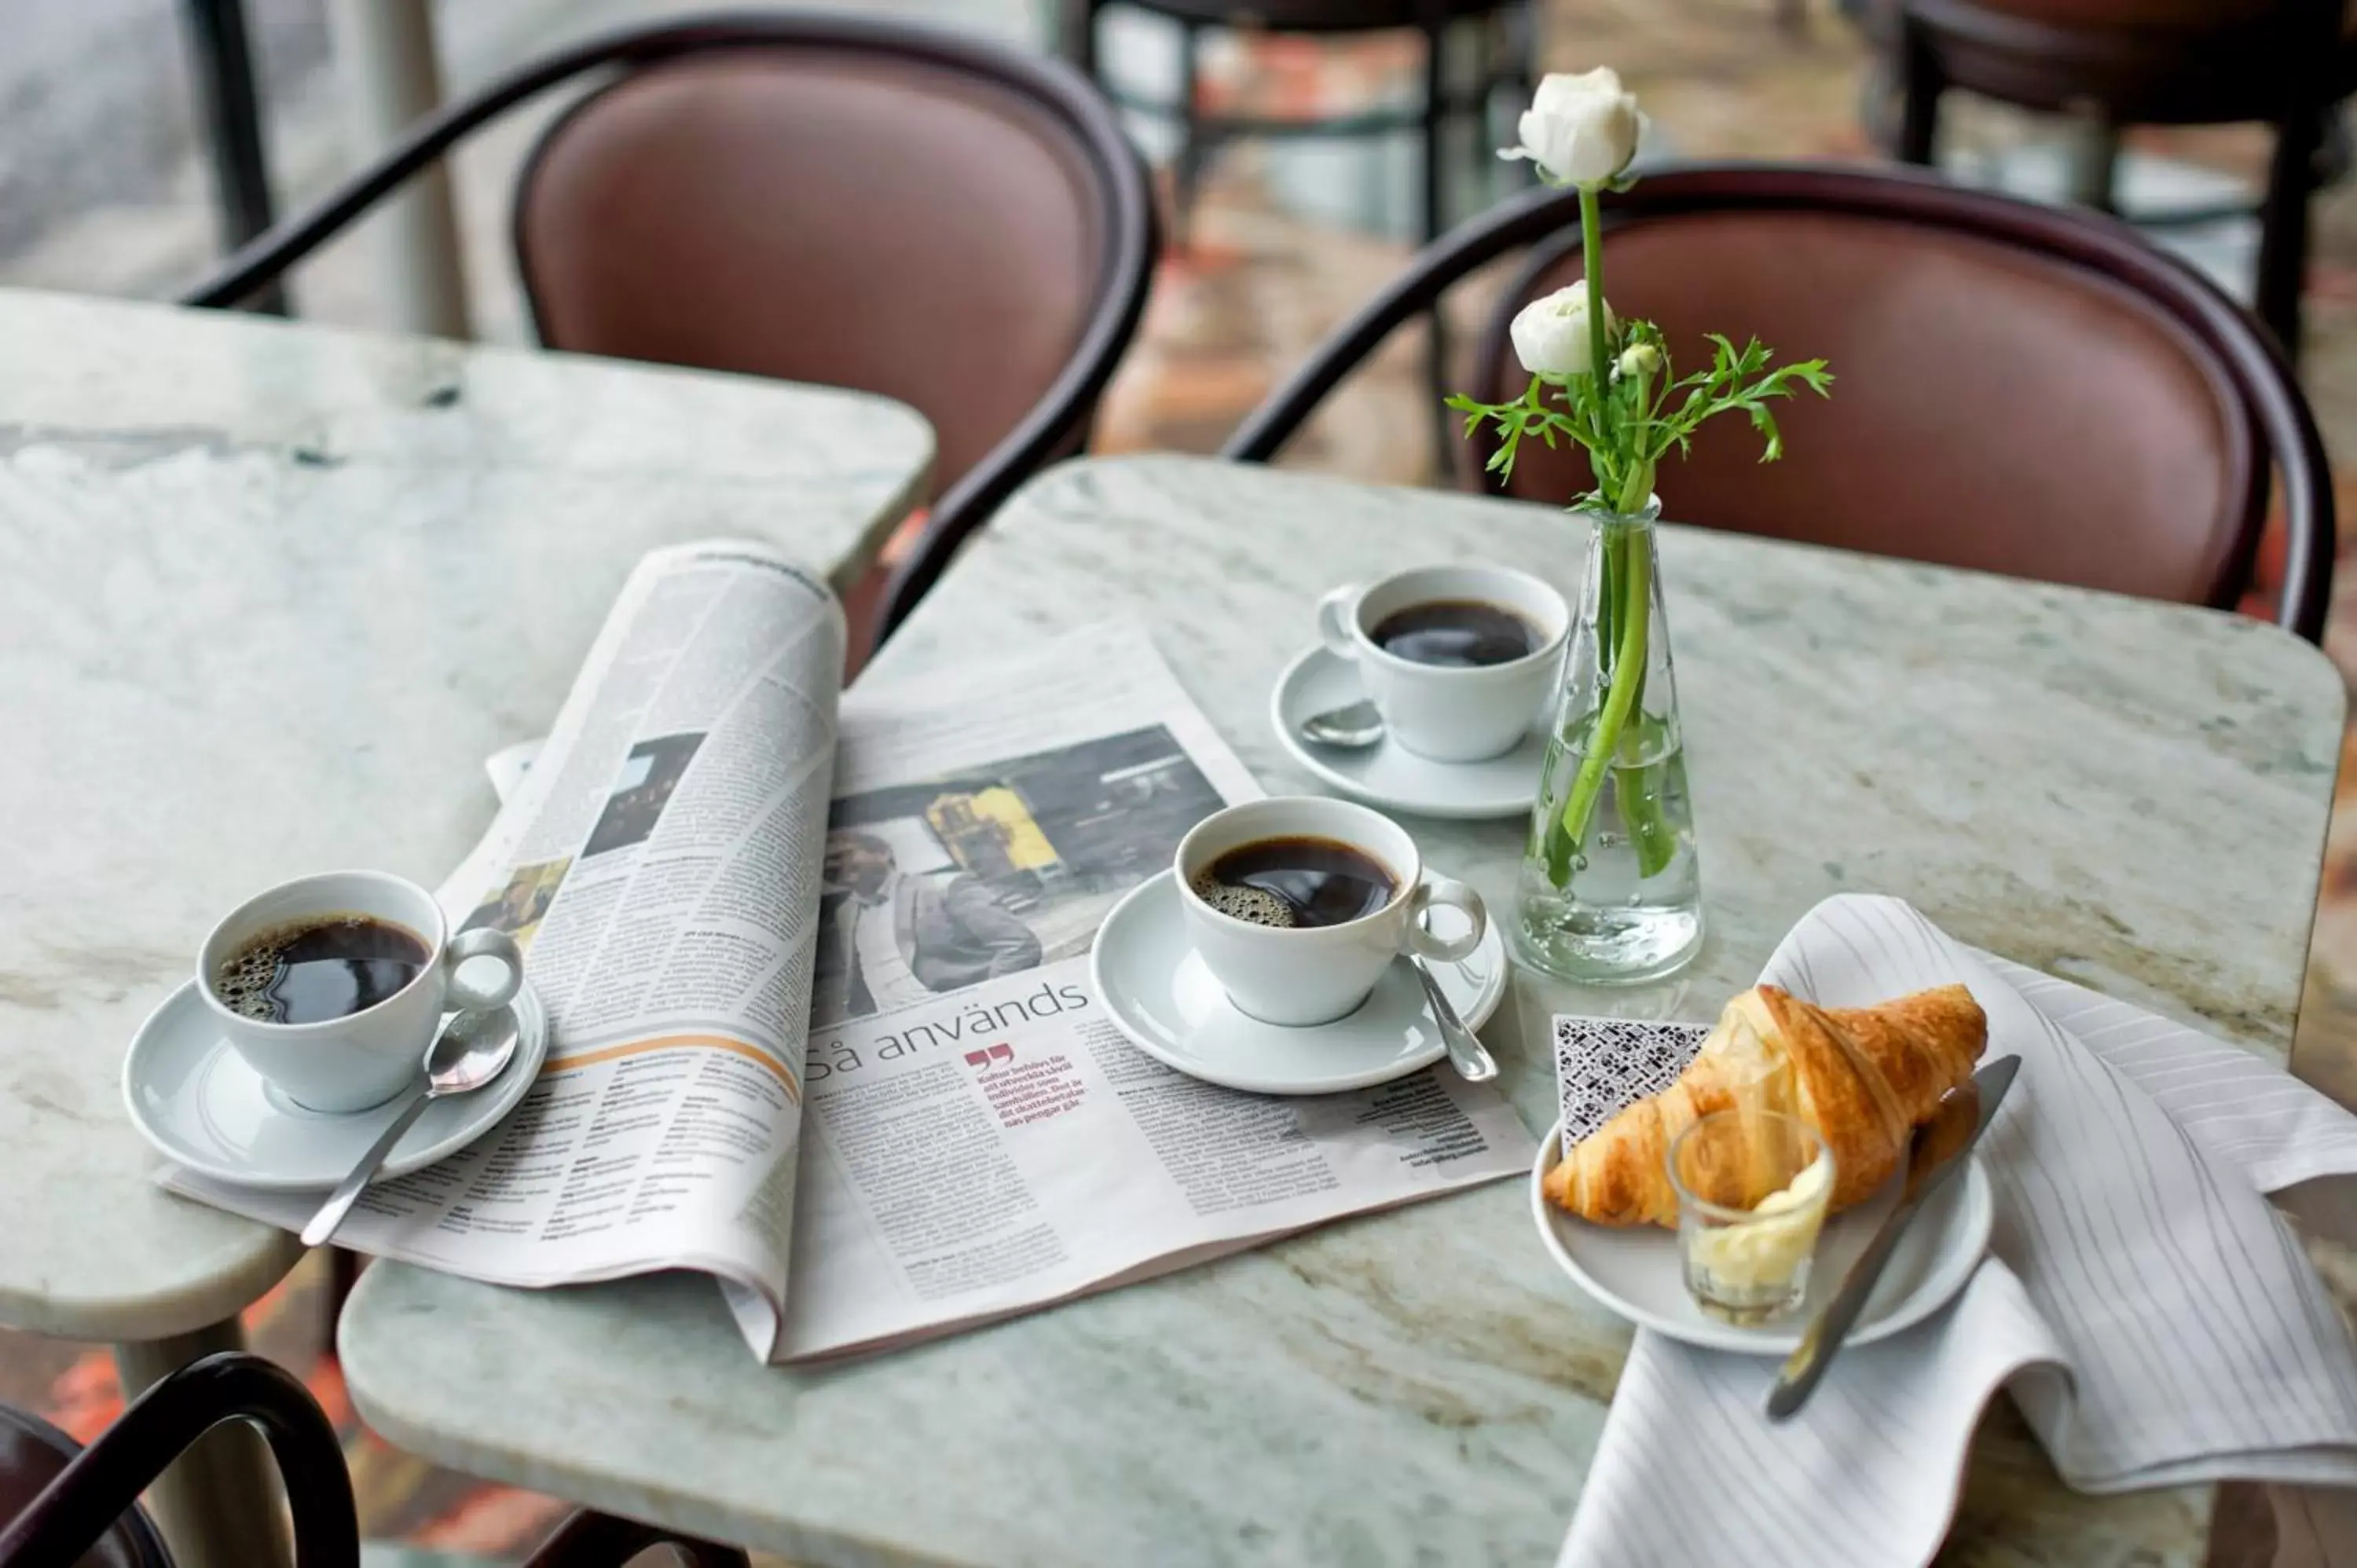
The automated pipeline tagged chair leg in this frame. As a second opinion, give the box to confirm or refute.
[1421,17,1454,465]
[1895,11,1940,166]
[1059,0,1098,75]
[2064,115,2122,216]
[1171,21,1206,252]
[326,1247,365,1331]
[2259,101,2326,365]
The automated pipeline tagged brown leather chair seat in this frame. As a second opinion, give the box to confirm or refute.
[518,49,1112,506]
[1468,209,2253,608]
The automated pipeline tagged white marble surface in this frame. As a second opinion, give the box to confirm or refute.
[340,454,2342,1566]
[0,287,933,1340]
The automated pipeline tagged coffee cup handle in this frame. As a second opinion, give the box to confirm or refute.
[1405,877,1486,964]
[445,927,525,1013]
[1316,584,1362,660]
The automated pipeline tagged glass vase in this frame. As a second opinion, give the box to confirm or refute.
[1513,497,1704,984]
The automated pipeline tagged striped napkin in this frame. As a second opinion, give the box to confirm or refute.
[1557,894,2357,1568]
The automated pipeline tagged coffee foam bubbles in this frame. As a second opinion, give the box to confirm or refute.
[213,943,287,1021]
[1189,872,1298,929]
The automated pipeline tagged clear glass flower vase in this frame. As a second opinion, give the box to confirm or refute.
[1513,498,1704,984]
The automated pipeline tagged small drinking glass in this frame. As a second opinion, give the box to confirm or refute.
[1667,1108,1834,1325]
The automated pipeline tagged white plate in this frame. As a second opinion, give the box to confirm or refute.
[1268,644,1547,821]
[1530,1119,1994,1354]
[123,979,549,1191]
[1090,870,1508,1094]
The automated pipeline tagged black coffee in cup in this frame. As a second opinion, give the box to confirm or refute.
[212,914,431,1024]
[1369,599,1539,668]
[1192,836,1398,929]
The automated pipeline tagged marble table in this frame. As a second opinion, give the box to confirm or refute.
[337,453,2344,1566]
[0,286,932,1567]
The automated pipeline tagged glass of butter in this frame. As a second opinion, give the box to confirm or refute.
[1667,1108,1834,1325]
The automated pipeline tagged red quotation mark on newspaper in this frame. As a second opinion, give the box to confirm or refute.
[963,1045,1015,1069]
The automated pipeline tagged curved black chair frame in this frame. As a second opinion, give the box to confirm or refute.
[180,11,1159,654]
[0,1405,170,1568]
[1222,161,2333,643]
[0,1352,356,1568]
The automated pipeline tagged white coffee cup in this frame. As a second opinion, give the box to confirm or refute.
[197,870,523,1114]
[1175,797,1486,1028]
[1317,563,1569,763]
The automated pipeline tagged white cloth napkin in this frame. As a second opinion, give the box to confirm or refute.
[1557,893,2357,1568]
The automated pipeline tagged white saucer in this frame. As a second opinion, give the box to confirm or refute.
[1530,1120,1994,1355]
[1090,869,1508,1094]
[123,980,550,1190]
[1269,644,1549,822]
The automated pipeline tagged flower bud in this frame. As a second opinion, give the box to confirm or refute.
[1615,343,1661,379]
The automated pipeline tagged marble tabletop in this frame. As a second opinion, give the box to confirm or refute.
[339,453,2343,1566]
[0,287,933,1342]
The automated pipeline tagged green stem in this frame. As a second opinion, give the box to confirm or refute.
[1579,186,1611,437]
[1556,517,1651,858]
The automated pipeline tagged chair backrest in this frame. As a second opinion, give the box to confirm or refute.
[179,15,1157,651]
[1226,163,2330,640]
[515,38,1123,505]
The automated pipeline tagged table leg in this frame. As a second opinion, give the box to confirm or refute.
[112,1320,293,1568]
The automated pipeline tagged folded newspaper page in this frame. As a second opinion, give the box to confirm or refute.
[163,540,1536,1361]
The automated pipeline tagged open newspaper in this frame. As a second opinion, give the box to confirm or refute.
[164,541,1535,1361]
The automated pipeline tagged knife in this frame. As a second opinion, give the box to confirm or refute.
[1763,1054,2019,1421]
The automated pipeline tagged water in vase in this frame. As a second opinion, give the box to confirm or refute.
[1513,711,1703,984]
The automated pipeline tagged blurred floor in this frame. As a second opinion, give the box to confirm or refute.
[6,0,2357,1563]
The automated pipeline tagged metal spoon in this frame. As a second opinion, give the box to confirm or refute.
[300,1006,522,1247]
[1410,955,1497,1083]
[1299,699,1385,749]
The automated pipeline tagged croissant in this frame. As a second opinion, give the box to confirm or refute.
[1544,983,1987,1226]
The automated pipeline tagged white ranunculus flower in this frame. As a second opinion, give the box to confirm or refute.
[1509,282,1616,378]
[1502,68,1645,188]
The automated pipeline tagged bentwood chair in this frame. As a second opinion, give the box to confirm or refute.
[0,1352,746,1567]
[1226,162,2333,643]
[1065,0,1528,456]
[1063,0,1534,251]
[1883,0,2352,359]
[180,13,1159,652]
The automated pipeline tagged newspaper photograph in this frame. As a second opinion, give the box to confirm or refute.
[159,538,1536,1364]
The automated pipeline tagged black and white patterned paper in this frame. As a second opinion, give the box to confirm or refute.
[1552,1015,1710,1158]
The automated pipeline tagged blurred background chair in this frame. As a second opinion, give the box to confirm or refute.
[1062,0,1534,250]
[179,13,1159,659]
[1063,0,1533,442]
[1882,0,2354,361]
[0,1350,745,1568]
[1227,162,2333,641]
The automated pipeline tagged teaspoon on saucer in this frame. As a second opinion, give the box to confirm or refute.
[1410,955,1497,1082]
[300,1006,522,1247]
[1299,699,1385,749]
